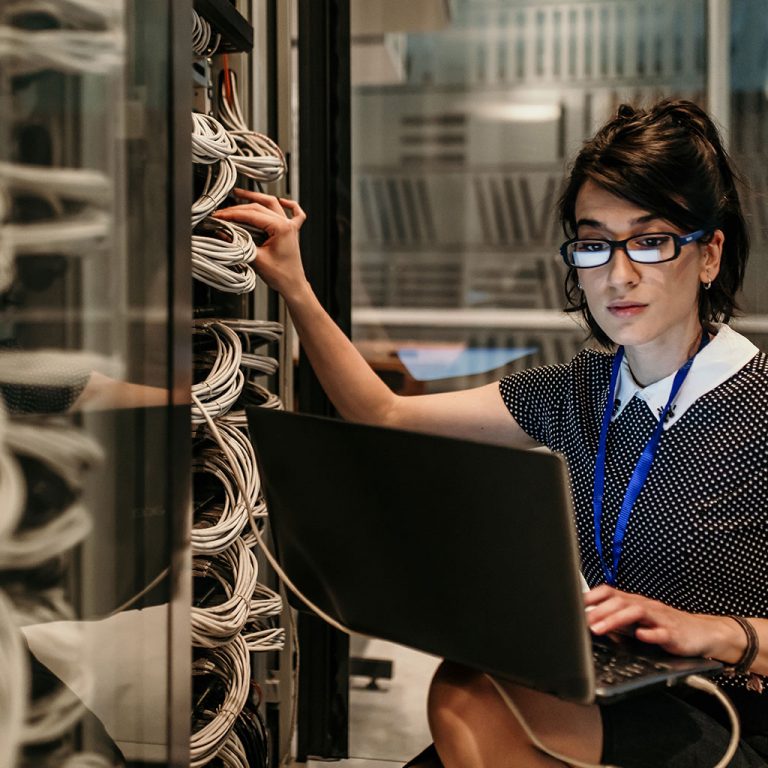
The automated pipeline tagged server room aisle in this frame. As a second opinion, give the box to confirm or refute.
[306,636,440,767]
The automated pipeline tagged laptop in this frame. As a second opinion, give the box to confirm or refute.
[245,407,722,704]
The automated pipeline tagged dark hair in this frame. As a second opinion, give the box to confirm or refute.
[558,99,749,348]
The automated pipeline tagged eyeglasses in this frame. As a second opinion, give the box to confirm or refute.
[559,229,710,269]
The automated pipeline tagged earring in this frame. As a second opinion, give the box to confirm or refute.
[577,282,583,290]
[703,280,712,290]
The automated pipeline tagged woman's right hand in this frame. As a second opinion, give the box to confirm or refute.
[213,189,309,301]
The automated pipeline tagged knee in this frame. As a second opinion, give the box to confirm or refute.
[427,660,495,735]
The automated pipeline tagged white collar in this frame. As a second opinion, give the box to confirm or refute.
[612,324,759,429]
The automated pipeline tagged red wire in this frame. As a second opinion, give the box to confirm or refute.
[223,52,232,103]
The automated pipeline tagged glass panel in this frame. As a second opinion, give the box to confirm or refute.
[350,0,713,402]
[731,0,768,349]
[0,2,187,766]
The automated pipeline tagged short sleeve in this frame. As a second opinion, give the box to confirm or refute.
[498,349,611,450]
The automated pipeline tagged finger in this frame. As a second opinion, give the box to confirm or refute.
[634,626,673,646]
[232,190,287,215]
[277,198,307,226]
[212,207,279,230]
[583,584,618,606]
[589,605,648,635]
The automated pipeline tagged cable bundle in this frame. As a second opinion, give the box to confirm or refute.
[0,420,102,570]
[191,157,237,228]
[192,9,220,57]
[3,0,124,28]
[192,322,245,425]
[192,113,238,165]
[215,703,269,768]
[192,218,257,294]
[3,209,111,256]
[192,537,260,648]
[216,70,287,183]
[0,162,112,208]
[219,381,283,431]
[0,413,105,761]
[190,636,250,768]
[219,319,284,345]
[0,26,124,75]
[192,420,264,555]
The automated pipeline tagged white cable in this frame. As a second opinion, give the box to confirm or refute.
[242,624,285,653]
[0,501,91,569]
[0,413,25,542]
[191,321,244,424]
[192,421,263,554]
[239,353,278,376]
[0,421,101,568]
[191,538,259,648]
[216,70,287,182]
[486,673,744,768]
[192,256,256,294]
[192,113,238,165]
[192,9,220,57]
[684,675,742,768]
[485,675,618,768]
[217,730,249,768]
[0,590,27,768]
[3,420,103,490]
[190,636,250,768]
[3,0,124,28]
[3,209,111,254]
[191,393,350,635]
[0,162,112,207]
[0,26,124,75]
[192,218,257,294]
[191,158,237,227]
[219,319,283,345]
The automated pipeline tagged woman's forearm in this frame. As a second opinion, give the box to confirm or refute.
[704,615,768,676]
[284,282,400,426]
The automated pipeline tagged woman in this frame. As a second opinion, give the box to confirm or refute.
[215,99,767,767]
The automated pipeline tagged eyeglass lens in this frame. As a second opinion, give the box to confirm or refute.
[568,234,676,267]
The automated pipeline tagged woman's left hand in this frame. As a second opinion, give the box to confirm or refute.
[584,585,725,658]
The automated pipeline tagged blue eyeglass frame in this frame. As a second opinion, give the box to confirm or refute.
[559,228,710,268]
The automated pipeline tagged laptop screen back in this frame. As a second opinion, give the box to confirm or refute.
[246,407,596,702]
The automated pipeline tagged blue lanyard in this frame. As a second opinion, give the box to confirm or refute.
[593,333,709,586]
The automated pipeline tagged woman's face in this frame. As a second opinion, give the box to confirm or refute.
[574,180,722,351]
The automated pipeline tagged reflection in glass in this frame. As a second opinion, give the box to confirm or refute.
[0,1,182,766]
[351,0,766,399]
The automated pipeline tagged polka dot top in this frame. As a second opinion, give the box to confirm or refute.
[498,327,768,723]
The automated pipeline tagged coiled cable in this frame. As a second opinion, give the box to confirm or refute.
[192,9,220,57]
[192,218,257,294]
[191,322,244,425]
[192,158,237,227]
[192,421,263,554]
[192,538,259,648]
[190,636,250,768]
[216,70,286,183]
[192,112,238,165]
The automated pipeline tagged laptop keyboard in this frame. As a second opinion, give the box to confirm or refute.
[592,639,672,687]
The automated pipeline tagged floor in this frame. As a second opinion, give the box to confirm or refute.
[306,636,440,767]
